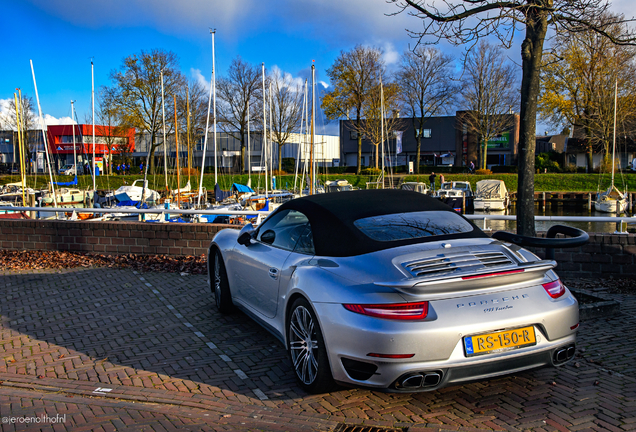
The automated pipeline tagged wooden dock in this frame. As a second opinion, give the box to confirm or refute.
[509,191,636,209]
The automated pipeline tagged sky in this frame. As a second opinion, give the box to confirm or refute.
[1,0,634,136]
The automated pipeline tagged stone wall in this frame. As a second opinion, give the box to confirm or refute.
[528,233,636,279]
[0,219,634,278]
[0,219,238,257]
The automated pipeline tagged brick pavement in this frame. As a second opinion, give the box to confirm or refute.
[1,267,635,431]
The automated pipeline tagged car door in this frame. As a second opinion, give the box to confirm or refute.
[235,209,311,319]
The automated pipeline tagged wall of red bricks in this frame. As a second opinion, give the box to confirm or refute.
[0,219,634,278]
[529,232,636,279]
[0,219,239,257]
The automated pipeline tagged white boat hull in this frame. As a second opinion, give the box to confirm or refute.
[594,198,628,213]
[474,198,507,211]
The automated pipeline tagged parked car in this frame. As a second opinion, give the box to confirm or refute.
[58,164,76,175]
[208,189,580,393]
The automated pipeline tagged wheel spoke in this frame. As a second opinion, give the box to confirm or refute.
[289,305,321,385]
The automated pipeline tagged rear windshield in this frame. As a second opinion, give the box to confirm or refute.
[353,210,474,242]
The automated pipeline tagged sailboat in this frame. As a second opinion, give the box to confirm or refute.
[594,79,628,214]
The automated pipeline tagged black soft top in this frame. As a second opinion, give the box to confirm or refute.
[277,189,487,257]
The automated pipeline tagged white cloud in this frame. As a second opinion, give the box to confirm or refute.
[1,99,75,130]
[25,0,414,49]
[43,115,74,126]
[191,68,211,92]
[381,42,400,66]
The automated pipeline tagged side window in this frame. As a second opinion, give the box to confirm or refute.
[256,209,311,252]
[293,224,315,255]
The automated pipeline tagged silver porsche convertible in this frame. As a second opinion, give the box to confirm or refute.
[207,189,580,393]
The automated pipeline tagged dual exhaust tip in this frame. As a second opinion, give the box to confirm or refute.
[553,344,576,364]
[397,371,443,389]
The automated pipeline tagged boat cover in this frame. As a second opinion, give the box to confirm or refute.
[52,175,78,186]
[232,183,255,193]
[475,180,507,199]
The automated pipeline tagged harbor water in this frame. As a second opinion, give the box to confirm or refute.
[469,206,636,234]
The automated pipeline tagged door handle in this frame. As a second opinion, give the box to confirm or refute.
[268,268,279,280]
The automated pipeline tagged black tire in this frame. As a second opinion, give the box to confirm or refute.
[211,250,233,313]
[288,298,335,393]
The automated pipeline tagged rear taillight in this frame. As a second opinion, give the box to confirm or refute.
[462,269,524,280]
[343,302,429,320]
[542,279,566,299]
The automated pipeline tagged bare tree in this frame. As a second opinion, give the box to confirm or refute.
[217,56,263,172]
[397,47,457,173]
[356,81,403,169]
[110,49,184,173]
[540,13,636,170]
[389,0,636,236]
[322,45,384,174]
[1,94,38,171]
[460,42,519,170]
[98,86,129,175]
[177,78,209,172]
[268,68,304,173]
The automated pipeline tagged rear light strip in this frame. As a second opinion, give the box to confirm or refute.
[367,353,415,359]
[343,301,429,320]
[461,269,525,280]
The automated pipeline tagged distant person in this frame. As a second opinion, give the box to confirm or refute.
[429,172,436,191]
[469,160,475,174]
[84,162,89,175]
[140,162,143,173]
[116,164,121,175]
[439,173,445,185]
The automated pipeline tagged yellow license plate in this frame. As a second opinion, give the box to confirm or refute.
[464,326,536,357]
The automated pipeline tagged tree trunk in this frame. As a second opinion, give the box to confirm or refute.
[356,115,362,174]
[278,143,283,173]
[240,132,245,173]
[415,121,421,175]
[149,131,157,174]
[517,3,550,237]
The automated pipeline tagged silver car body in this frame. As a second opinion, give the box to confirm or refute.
[208,190,578,392]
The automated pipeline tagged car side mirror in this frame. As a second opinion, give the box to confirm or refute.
[260,229,276,245]
[237,223,255,246]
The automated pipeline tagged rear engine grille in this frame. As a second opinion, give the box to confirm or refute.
[404,251,514,278]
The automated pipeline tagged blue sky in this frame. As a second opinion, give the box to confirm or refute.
[1,0,633,135]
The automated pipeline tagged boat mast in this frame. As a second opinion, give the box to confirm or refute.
[186,86,191,187]
[294,80,307,194]
[71,100,77,179]
[197,29,215,208]
[30,59,58,208]
[247,102,251,188]
[91,59,96,191]
[380,75,385,189]
[262,63,268,199]
[13,92,26,206]
[212,30,218,188]
[310,63,315,195]
[17,89,29,189]
[161,69,169,194]
[174,94,181,209]
[269,81,273,189]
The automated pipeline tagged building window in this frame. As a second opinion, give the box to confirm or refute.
[416,129,432,138]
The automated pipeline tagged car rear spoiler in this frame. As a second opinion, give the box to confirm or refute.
[374,260,556,299]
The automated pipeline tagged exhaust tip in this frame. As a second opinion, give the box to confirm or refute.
[553,344,576,365]
[395,370,443,390]
[401,374,423,388]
